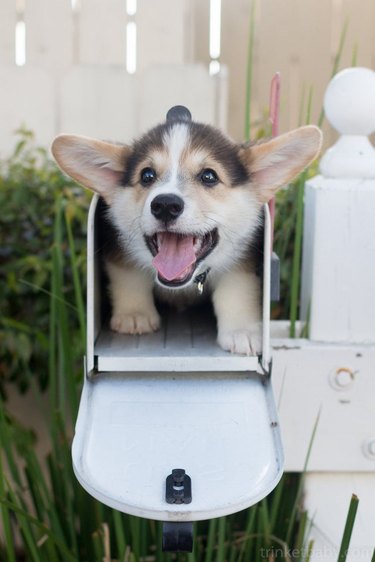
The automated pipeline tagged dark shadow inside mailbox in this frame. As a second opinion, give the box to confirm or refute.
[72,194,284,522]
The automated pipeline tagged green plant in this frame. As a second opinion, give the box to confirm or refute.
[0,129,90,395]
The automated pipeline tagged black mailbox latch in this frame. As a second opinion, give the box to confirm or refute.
[166,469,192,504]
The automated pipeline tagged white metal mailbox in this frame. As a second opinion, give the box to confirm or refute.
[72,194,283,527]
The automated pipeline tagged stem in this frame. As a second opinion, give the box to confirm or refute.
[244,0,256,140]
[289,170,307,337]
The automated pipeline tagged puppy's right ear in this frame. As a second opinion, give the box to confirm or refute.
[51,135,130,203]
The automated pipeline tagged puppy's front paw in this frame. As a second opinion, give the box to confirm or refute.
[110,309,161,335]
[218,325,262,356]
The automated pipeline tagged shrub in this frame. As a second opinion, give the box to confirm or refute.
[0,129,90,395]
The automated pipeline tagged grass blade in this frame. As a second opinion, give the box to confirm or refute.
[113,510,127,561]
[129,515,141,559]
[0,399,24,495]
[289,87,313,336]
[304,539,314,562]
[217,516,227,562]
[65,210,86,346]
[238,506,257,562]
[351,43,358,67]
[244,0,256,140]
[289,169,308,337]
[285,409,321,545]
[269,475,284,534]
[204,517,217,562]
[294,510,308,562]
[0,456,16,562]
[2,490,47,562]
[337,494,359,562]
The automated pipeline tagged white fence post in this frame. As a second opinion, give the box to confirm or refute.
[301,67,375,343]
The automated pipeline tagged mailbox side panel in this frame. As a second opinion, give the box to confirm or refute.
[86,194,100,374]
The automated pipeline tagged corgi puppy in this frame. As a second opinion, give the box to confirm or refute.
[52,106,322,355]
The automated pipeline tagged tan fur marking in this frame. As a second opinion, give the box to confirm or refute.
[51,135,130,203]
[180,149,242,193]
[240,126,322,203]
[127,147,172,204]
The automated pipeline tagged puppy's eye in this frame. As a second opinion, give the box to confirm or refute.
[200,168,219,187]
[140,167,157,186]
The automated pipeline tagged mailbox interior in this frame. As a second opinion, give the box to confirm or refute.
[86,195,271,374]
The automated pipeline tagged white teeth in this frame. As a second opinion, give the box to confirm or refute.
[193,237,203,252]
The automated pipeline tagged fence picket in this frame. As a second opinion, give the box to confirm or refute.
[1,0,375,152]
[0,0,16,65]
[59,66,137,140]
[137,0,191,72]
[79,0,127,65]
[0,66,55,154]
[25,0,73,69]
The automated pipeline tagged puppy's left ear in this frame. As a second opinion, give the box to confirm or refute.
[51,134,130,203]
[241,125,323,203]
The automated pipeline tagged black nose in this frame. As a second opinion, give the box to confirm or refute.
[150,193,184,223]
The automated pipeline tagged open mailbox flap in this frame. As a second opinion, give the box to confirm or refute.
[72,196,283,521]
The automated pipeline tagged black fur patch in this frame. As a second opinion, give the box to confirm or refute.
[121,124,167,187]
[121,120,250,188]
[96,197,124,262]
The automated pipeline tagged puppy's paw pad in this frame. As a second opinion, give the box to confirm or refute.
[110,311,161,335]
[218,327,262,356]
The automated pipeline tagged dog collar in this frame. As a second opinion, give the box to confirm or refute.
[194,268,211,295]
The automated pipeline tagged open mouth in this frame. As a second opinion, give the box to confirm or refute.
[145,229,219,287]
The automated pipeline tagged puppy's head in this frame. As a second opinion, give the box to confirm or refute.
[52,109,322,289]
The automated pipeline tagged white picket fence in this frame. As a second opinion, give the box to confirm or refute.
[0,0,228,154]
[1,0,375,154]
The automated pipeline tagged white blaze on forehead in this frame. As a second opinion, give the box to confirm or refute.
[163,124,190,184]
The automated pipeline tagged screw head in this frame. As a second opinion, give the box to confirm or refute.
[362,439,375,460]
[329,367,355,391]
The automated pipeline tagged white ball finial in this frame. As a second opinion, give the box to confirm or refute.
[320,67,375,178]
[324,67,375,136]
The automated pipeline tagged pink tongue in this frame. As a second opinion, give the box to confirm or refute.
[152,233,196,281]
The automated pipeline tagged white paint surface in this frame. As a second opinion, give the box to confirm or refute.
[305,473,375,562]
[301,177,375,343]
[72,373,283,520]
[302,67,375,343]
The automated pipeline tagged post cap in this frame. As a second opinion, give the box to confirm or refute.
[324,67,375,136]
[320,67,375,178]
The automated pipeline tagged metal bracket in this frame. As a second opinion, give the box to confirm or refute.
[162,522,193,552]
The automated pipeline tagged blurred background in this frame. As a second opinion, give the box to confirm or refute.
[1,0,375,154]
